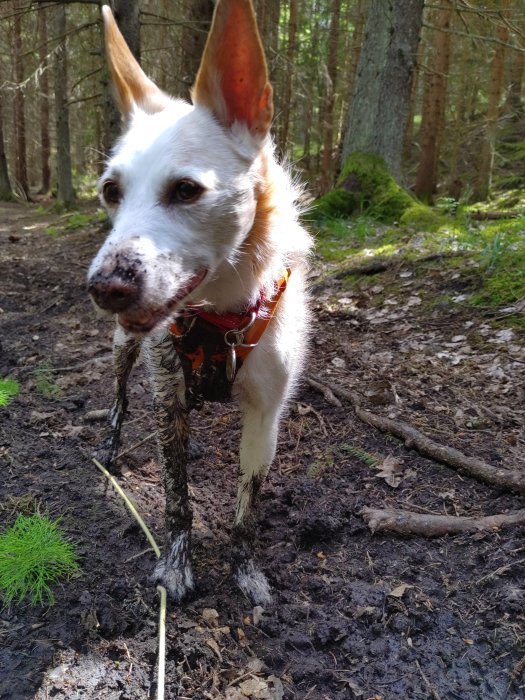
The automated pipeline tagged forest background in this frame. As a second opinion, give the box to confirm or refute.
[1,0,525,210]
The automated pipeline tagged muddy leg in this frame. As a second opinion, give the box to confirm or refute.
[232,405,281,605]
[98,325,141,470]
[145,332,194,602]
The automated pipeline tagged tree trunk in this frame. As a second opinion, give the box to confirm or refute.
[38,5,51,194]
[319,0,343,193]
[413,1,453,202]
[342,0,424,184]
[279,0,299,154]
[13,1,29,198]
[474,0,511,201]
[54,4,75,207]
[102,0,141,154]
[0,100,13,201]
[180,0,214,97]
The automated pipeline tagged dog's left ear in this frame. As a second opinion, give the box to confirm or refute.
[102,5,169,118]
[192,0,273,139]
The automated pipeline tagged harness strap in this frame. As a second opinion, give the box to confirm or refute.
[169,268,290,373]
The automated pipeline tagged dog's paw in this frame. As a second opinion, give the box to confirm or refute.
[234,560,272,606]
[153,534,194,602]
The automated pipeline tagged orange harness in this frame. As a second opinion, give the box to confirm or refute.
[169,269,290,406]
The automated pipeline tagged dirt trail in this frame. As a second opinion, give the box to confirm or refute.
[0,201,524,699]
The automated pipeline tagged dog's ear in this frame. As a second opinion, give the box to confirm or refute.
[192,0,273,139]
[102,5,168,118]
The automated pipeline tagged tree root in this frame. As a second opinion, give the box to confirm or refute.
[307,375,525,495]
[361,506,525,536]
[311,251,466,293]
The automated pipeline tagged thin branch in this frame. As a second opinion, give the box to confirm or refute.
[307,376,525,495]
[361,506,525,537]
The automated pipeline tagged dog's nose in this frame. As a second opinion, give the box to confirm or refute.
[88,271,141,313]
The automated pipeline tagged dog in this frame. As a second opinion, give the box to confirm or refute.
[87,0,312,605]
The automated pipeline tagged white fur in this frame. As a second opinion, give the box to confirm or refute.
[89,6,312,603]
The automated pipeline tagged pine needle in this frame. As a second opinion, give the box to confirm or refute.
[0,513,79,606]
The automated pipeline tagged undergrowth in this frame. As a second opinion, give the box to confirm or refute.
[0,513,79,606]
[0,378,19,407]
[32,362,62,399]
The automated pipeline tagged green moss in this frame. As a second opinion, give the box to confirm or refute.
[400,204,445,231]
[0,378,19,407]
[313,152,415,222]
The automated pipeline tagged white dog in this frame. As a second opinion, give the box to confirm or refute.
[88,0,312,605]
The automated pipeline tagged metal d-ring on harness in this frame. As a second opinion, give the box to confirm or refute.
[223,311,258,382]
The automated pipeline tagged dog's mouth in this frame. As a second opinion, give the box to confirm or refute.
[117,268,208,334]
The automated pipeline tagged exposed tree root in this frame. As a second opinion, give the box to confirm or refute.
[307,375,525,495]
[470,210,520,221]
[311,251,466,293]
[361,506,525,537]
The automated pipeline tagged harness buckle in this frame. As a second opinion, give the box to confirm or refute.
[223,312,258,382]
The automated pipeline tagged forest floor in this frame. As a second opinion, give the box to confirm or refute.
[0,200,524,700]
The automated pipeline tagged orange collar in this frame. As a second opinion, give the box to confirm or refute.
[169,268,290,380]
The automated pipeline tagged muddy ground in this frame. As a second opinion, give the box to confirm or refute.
[0,200,524,700]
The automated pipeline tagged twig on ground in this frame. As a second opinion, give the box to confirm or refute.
[305,377,342,407]
[416,660,442,700]
[116,431,156,460]
[91,457,166,700]
[361,507,525,537]
[307,375,525,495]
[474,556,525,586]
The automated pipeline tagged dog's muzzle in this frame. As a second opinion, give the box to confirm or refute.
[88,269,142,313]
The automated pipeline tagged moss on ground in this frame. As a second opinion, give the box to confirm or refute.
[313,152,416,222]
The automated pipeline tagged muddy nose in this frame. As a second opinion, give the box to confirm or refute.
[88,271,141,313]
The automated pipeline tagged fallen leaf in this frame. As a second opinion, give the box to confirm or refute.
[201,608,219,627]
[205,637,222,660]
[238,678,270,698]
[375,456,404,488]
[388,583,413,599]
[252,606,265,626]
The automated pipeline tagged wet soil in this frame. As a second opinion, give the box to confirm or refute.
[0,201,524,700]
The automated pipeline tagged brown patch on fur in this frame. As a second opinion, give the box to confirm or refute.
[239,151,278,284]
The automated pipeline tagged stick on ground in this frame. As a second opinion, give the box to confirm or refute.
[361,506,525,537]
[307,375,525,495]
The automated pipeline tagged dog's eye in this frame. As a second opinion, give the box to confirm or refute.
[102,180,121,205]
[167,179,204,204]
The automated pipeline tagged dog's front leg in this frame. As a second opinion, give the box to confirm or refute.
[144,332,194,602]
[232,404,281,606]
[98,324,141,470]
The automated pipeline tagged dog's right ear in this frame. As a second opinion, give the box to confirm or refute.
[102,5,168,118]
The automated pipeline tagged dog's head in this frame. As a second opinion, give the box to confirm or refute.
[88,0,274,334]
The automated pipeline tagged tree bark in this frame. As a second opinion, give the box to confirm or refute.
[180,0,214,97]
[0,100,13,201]
[474,0,511,201]
[37,5,51,194]
[319,0,343,193]
[13,0,29,198]
[102,0,141,154]
[54,4,75,207]
[413,1,453,202]
[279,0,299,154]
[342,0,424,184]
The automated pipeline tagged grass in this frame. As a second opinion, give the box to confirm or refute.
[0,513,79,606]
[314,204,525,321]
[32,362,62,399]
[46,208,106,236]
[0,378,20,407]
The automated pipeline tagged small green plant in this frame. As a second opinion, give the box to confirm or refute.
[0,513,79,605]
[341,444,379,467]
[32,362,62,399]
[0,378,20,407]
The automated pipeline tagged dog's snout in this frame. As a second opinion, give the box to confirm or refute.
[88,270,141,313]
